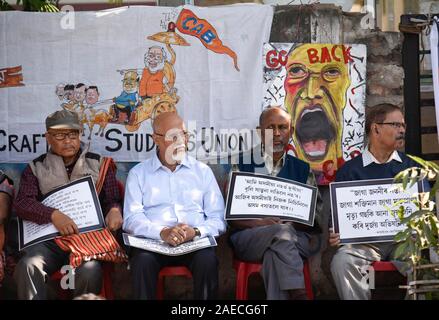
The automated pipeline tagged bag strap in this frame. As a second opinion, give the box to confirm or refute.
[95,157,115,194]
[0,170,13,186]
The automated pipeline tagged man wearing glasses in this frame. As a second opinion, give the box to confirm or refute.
[328,103,426,300]
[13,110,123,300]
[123,111,226,300]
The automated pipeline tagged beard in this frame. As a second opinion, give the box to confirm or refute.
[265,143,284,155]
[273,144,285,153]
[171,144,187,163]
[147,60,165,74]
[164,143,187,164]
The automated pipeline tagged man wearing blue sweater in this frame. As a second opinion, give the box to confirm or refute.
[329,103,421,300]
[229,107,322,300]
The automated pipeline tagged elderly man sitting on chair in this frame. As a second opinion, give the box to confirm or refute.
[123,112,226,300]
[13,110,123,300]
[229,106,323,300]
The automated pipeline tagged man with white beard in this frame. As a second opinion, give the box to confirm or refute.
[139,46,174,99]
[123,112,226,300]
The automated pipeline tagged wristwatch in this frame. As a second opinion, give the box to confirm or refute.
[193,227,201,241]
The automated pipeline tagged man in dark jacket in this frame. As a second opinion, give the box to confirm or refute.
[229,107,322,300]
[329,103,425,300]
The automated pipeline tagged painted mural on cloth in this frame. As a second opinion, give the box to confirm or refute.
[263,43,367,185]
[0,5,273,163]
[58,9,240,141]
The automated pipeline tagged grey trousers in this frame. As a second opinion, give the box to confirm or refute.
[14,240,102,300]
[330,242,408,300]
[230,224,311,300]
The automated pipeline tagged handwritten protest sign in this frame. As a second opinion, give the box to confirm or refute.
[225,172,317,225]
[19,176,105,250]
[330,178,423,244]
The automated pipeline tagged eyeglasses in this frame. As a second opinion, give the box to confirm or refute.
[286,63,342,84]
[376,122,406,129]
[48,131,80,141]
[154,131,188,142]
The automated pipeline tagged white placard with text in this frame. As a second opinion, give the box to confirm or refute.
[19,176,105,250]
[225,171,317,225]
[330,178,423,244]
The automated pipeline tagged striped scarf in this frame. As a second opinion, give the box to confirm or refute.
[54,157,128,268]
[55,228,127,268]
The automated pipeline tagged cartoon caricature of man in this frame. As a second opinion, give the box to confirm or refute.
[73,83,87,107]
[283,44,351,178]
[85,86,100,106]
[55,84,65,101]
[113,71,138,123]
[139,46,175,99]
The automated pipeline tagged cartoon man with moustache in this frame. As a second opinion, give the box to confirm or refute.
[139,46,175,99]
[283,44,351,182]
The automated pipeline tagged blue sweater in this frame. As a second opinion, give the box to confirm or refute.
[336,151,420,182]
[238,154,310,184]
[331,151,428,229]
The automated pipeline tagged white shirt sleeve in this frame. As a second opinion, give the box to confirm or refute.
[196,167,227,238]
[122,168,166,240]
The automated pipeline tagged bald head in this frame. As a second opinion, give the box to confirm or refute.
[152,111,187,169]
[152,111,182,134]
[258,106,293,161]
[259,107,291,127]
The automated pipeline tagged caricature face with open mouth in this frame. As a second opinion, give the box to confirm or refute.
[284,44,351,172]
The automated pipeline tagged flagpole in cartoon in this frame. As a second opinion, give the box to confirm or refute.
[146,22,190,96]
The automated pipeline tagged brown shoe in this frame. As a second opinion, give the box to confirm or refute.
[288,289,308,300]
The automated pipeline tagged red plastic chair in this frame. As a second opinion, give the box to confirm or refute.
[371,261,398,272]
[51,262,115,299]
[370,261,406,299]
[156,266,192,300]
[233,258,314,300]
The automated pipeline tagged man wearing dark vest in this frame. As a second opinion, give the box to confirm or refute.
[329,103,428,300]
[229,106,322,300]
[13,110,123,300]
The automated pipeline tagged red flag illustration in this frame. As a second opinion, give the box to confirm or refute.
[176,9,239,71]
[0,66,24,88]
